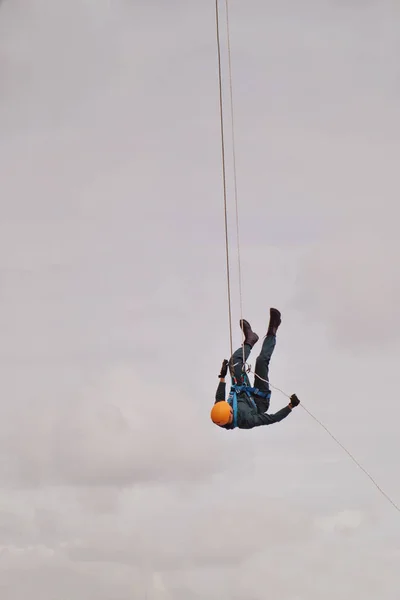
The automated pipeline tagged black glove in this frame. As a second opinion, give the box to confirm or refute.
[290,394,300,408]
[218,359,229,378]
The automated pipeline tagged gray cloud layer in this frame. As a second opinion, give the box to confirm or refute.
[0,0,399,598]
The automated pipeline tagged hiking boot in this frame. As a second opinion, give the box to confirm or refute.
[266,308,281,336]
[240,319,259,348]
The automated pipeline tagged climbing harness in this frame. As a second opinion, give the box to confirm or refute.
[227,383,270,430]
[227,368,271,429]
[215,0,400,514]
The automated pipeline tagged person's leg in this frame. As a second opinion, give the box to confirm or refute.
[229,344,252,383]
[253,309,281,407]
[254,334,276,393]
[229,319,259,383]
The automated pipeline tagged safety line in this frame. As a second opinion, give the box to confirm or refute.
[215,0,233,357]
[223,0,246,366]
[250,367,400,514]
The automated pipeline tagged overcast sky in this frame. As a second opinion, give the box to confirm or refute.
[0,0,399,598]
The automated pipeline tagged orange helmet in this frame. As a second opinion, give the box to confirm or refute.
[210,401,233,426]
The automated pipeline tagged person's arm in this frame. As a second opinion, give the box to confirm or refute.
[215,378,226,403]
[214,360,229,403]
[239,405,292,428]
[240,394,300,429]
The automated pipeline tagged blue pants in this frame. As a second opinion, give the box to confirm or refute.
[229,335,276,413]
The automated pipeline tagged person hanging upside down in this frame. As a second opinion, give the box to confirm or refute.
[211,308,300,429]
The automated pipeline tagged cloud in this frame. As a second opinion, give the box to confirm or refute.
[0,364,229,488]
[0,0,399,598]
[294,224,400,348]
[314,509,366,534]
[65,488,311,571]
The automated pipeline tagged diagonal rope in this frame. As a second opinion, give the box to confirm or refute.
[215,0,233,357]
[300,404,400,514]
[249,367,400,514]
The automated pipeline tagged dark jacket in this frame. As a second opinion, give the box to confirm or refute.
[214,381,292,429]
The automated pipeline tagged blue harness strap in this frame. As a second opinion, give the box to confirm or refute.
[227,386,239,428]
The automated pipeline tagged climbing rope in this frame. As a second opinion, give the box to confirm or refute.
[215,0,399,516]
[215,0,233,357]
[215,0,246,363]
[224,0,245,367]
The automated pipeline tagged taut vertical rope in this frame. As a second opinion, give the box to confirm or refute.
[215,0,233,357]
[224,0,245,365]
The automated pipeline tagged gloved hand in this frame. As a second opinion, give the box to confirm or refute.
[218,359,229,379]
[289,394,300,408]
